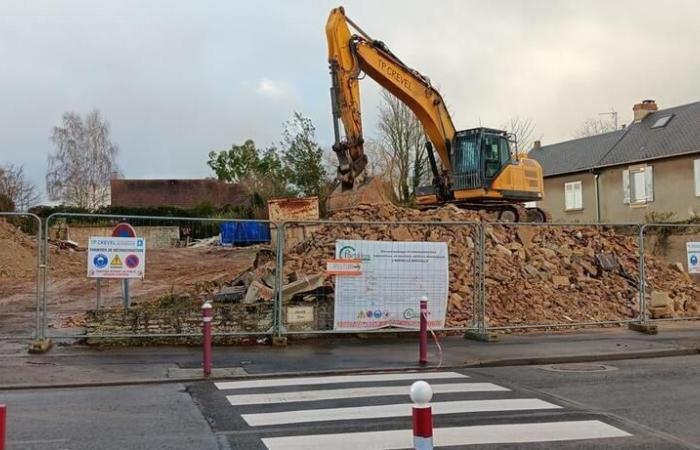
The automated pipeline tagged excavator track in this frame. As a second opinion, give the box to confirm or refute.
[419,201,550,223]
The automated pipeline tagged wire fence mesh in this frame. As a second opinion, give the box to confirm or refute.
[0,212,42,339]
[42,213,278,339]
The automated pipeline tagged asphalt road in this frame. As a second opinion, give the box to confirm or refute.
[2,355,700,449]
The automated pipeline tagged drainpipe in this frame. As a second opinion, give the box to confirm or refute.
[593,171,601,223]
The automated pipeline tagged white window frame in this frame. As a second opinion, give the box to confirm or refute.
[564,181,583,211]
[623,164,653,205]
[694,159,700,197]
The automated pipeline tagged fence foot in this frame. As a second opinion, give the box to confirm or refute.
[272,336,288,347]
[464,331,499,342]
[28,338,53,354]
[628,322,658,335]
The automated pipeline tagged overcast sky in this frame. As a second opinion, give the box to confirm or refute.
[2,0,699,200]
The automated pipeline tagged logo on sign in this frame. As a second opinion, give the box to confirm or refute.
[125,254,140,269]
[137,239,144,247]
[110,255,123,267]
[691,255,698,266]
[93,254,108,268]
[338,245,357,259]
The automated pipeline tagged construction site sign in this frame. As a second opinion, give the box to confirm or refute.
[333,240,448,330]
[87,236,146,278]
[687,242,700,274]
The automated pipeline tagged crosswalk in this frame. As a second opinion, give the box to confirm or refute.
[213,371,632,449]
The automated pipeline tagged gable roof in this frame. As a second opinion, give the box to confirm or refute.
[530,101,700,177]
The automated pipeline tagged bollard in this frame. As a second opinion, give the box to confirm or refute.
[1,404,6,450]
[410,381,433,450]
[202,302,213,377]
[419,297,428,365]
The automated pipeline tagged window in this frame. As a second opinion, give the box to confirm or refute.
[564,181,582,210]
[623,165,653,205]
[695,159,700,197]
[651,115,673,129]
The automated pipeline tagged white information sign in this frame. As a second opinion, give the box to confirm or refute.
[333,240,448,330]
[87,236,146,278]
[687,242,700,274]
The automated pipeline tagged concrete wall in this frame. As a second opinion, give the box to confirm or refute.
[598,155,700,223]
[52,226,180,249]
[538,172,597,223]
[110,179,245,209]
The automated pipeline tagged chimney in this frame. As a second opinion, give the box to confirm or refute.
[532,140,542,150]
[633,99,658,123]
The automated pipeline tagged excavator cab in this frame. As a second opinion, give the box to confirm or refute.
[451,128,513,191]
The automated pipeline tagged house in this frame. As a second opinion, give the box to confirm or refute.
[110,178,245,209]
[530,100,700,223]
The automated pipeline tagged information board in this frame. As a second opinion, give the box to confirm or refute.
[687,242,700,274]
[88,236,146,278]
[333,240,448,330]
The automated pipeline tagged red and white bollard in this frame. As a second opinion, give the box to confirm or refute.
[1,404,6,450]
[202,302,213,377]
[410,381,433,450]
[419,297,428,365]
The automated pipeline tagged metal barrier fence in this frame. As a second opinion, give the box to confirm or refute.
[42,213,279,339]
[4,212,700,341]
[0,212,42,340]
[275,220,480,336]
[481,222,642,331]
[641,223,700,324]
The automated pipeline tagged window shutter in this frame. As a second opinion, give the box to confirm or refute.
[622,170,630,204]
[575,182,583,209]
[564,183,572,210]
[694,160,700,197]
[645,166,654,202]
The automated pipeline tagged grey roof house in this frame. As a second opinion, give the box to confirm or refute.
[530,100,700,223]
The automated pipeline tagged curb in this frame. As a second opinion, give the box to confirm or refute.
[0,347,697,391]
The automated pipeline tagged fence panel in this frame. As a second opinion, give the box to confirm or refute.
[0,212,42,339]
[483,222,642,330]
[43,213,277,340]
[275,220,479,335]
[642,223,700,322]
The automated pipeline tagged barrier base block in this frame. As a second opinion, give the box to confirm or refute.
[628,322,658,335]
[28,338,53,354]
[464,331,499,342]
[272,336,288,347]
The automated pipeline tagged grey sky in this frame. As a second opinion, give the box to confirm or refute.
[2,0,699,201]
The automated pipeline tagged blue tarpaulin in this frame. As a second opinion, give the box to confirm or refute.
[220,222,270,246]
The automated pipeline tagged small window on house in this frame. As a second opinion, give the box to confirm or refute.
[694,159,700,197]
[623,165,654,205]
[651,115,673,129]
[564,181,582,210]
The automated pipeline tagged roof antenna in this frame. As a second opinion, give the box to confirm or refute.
[599,108,619,129]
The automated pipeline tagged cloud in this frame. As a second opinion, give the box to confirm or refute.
[256,78,294,100]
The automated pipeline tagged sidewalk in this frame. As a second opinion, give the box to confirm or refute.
[0,323,699,389]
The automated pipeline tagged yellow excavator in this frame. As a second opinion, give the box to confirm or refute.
[326,6,548,222]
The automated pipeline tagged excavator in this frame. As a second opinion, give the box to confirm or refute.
[325,6,548,222]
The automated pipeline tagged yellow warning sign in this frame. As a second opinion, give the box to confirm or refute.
[110,254,122,267]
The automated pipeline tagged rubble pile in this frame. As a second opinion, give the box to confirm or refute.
[240,203,700,328]
[0,220,37,278]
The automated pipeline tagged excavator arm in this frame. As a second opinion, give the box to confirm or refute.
[326,6,456,191]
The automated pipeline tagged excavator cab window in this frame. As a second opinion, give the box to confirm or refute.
[452,132,481,189]
[483,133,511,180]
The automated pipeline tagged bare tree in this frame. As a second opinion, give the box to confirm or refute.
[502,116,538,153]
[46,110,119,209]
[575,117,617,138]
[0,164,39,211]
[375,90,428,205]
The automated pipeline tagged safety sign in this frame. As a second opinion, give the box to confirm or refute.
[687,242,700,274]
[87,237,146,278]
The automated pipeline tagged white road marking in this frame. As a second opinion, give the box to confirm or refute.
[226,382,508,405]
[243,398,561,426]
[215,371,467,391]
[262,420,631,450]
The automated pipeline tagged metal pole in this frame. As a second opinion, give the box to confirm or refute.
[274,223,286,337]
[478,224,487,333]
[96,279,102,310]
[0,403,6,450]
[639,225,647,325]
[419,298,428,365]
[34,216,42,340]
[202,302,213,377]
[122,279,130,310]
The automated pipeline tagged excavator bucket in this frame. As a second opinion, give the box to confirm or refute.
[326,176,396,214]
